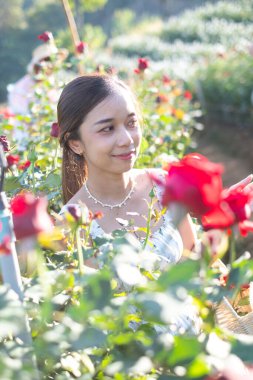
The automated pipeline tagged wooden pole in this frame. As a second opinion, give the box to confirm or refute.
[60,0,84,75]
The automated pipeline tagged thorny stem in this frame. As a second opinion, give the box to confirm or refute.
[76,226,84,275]
[229,231,236,267]
[31,162,36,193]
[143,190,155,249]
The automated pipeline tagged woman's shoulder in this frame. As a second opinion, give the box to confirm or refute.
[133,167,167,181]
[66,185,87,205]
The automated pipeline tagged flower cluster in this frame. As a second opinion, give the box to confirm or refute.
[153,153,253,235]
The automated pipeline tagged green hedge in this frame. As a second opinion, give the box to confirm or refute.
[109,35,225,61]
[193,0,253,23]
[160,17,253,45]
[190,52,253,126]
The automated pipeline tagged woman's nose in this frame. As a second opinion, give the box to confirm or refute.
[117,126,134,146]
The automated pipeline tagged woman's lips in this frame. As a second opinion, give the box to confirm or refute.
[113,151,135,160]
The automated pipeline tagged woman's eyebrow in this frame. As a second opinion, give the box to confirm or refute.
[94,118,114,125]
[127,112,136,118]
[94,113,137,126]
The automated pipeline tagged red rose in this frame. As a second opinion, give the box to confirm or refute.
[18,160,31,171]
[184,90,193,100]
[50,122,60,138]
[201,202,235,230]
[238,220,253,237]
[0,135,10,152]
[76,41,87,54]
[153,153,224,216]
[38,31,53,43]
[202,185,253,232]
[6,154,20,167]
[223,186,253,222]
[162,75,171,84]
[10,192,53,240]
[138,58,149,71]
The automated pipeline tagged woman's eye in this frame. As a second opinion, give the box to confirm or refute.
[128,119,138,128]
[100,126,114,133]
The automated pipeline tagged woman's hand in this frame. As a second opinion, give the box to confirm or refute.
[228,174,253,192]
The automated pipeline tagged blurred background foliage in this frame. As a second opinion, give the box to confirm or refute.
[1,0,253,128]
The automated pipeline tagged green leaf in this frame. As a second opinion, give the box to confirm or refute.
[3,176,20,192]
[187,354,210,377]
[158,259,200,288]
[44,172,61,188]
[168,336,203,366]
[71,327,107,350]
[135,291,188,324]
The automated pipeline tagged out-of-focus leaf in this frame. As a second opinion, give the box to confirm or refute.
[0,285,26,338]
[44,172,61,188]
[231,335,253,362]
[168,336,203,366]
[158,259,200,288]
[71,327,107,350]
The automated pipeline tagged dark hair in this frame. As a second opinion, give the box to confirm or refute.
[57,74,136,204]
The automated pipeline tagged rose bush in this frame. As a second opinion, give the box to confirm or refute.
[152,153,253,236]
[0,31,252,379]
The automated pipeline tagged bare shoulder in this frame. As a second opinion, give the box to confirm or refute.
[66,185,87,206]
[132,168,167,192]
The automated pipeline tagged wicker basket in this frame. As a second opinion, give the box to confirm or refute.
[215,282,253,335]
[216,296,253,334]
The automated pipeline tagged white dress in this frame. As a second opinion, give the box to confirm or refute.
[60,177,200,335]
[62,178,184,268]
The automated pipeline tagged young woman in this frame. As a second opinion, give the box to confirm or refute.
[57,74,197,266]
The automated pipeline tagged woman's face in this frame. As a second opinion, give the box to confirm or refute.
[69,86,142,176]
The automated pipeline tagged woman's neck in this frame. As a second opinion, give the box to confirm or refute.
[85,170,135,204]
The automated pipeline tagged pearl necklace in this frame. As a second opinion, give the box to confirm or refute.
[84,181,135,210]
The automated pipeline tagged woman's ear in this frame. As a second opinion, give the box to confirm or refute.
[68,139,84,155]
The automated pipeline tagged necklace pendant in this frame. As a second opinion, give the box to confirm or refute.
[95,200,98,204]
[110,206,113,210]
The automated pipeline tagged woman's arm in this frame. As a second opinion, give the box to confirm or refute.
[178,214,197,251]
